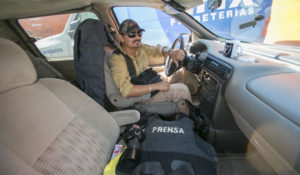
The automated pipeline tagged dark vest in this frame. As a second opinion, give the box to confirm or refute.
[139,115,218,174]
[117,114,218,175]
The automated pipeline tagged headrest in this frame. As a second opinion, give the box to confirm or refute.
[0,38,37,93]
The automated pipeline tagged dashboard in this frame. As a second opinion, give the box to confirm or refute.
[186,39,300,175]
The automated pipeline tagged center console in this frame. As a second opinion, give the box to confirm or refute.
[198,55,232,119]
[196,55,248,153]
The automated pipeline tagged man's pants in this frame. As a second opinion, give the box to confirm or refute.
[169,68,199,95]
[143,83,191,115]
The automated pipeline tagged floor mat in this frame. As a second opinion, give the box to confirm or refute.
[218,149,277,175]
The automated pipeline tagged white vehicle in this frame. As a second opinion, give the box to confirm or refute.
[33,12,97,59]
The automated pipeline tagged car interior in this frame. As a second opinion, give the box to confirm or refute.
[0,0,299,175]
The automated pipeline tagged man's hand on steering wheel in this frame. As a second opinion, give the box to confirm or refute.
[168,49,186,67]
[164,34,188,76]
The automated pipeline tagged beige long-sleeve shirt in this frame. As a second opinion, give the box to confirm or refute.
[110,44,165,97]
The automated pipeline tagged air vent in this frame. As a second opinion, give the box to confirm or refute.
[207,61,218,72]
[206,60,229,80]
[216,65,228,80]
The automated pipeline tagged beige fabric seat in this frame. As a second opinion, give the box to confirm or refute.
[0,38,138,175]
[26,51,64,79]
[104,52,178,114]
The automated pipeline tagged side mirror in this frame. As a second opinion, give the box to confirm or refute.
[207,0,222,11]
[68,19,81,39]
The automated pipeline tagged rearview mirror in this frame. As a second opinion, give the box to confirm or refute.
[207,0,222,11]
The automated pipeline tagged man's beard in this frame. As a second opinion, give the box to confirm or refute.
[131,39,141,48]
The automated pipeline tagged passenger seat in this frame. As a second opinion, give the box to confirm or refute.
[0,37,138,174]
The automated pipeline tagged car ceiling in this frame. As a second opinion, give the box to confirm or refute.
[0,0,203,19]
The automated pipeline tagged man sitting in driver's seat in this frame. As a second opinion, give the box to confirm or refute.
[110,19,191,115]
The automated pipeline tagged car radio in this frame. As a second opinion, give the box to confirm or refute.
[198,56,232,118]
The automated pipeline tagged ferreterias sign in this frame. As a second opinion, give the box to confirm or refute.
[188,0,258,23]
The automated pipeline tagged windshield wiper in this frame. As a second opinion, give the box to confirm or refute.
[239,14,264,29]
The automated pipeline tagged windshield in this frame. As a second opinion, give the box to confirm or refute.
[186,0,300,47]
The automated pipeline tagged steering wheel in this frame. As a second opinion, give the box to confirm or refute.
[165,34,186,76]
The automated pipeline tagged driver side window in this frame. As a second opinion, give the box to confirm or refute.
[113,7,191,48]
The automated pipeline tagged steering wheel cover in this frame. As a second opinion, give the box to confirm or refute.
[164,35,186,76]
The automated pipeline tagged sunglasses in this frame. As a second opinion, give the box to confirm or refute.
[125,30,143,38]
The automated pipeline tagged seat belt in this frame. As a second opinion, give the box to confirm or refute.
[113,48,136,77]
[113,48,160,96]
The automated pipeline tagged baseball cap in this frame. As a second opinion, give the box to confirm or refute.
[119,19,145,34]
